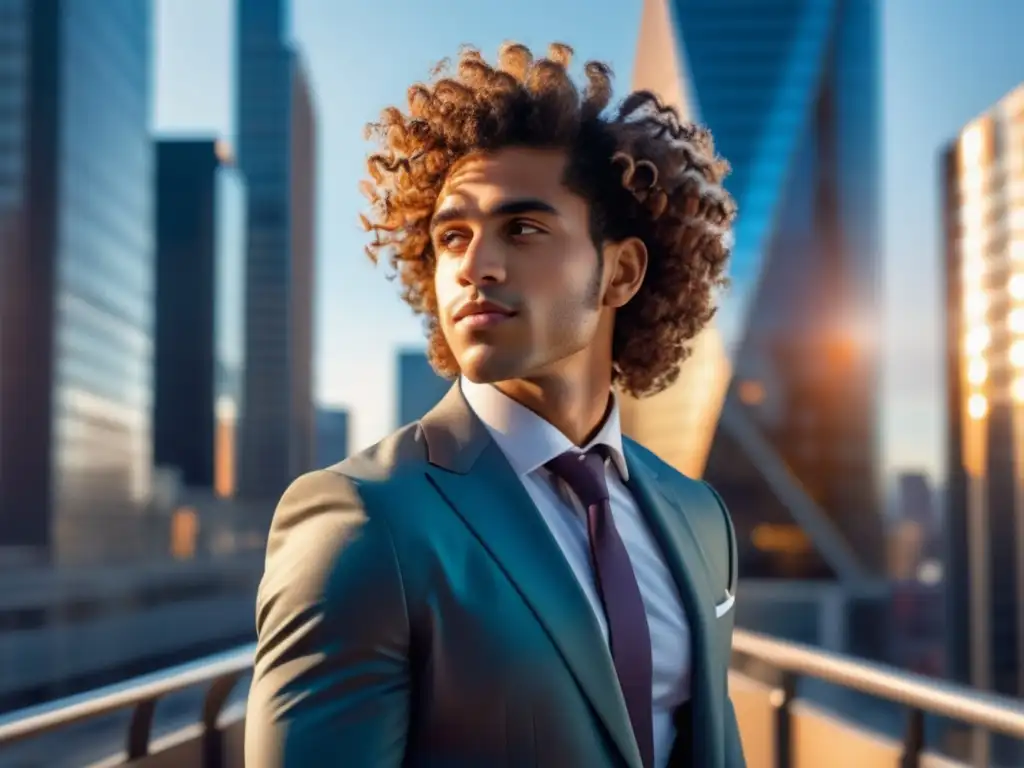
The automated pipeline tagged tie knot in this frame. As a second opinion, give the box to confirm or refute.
[545,448,609,507]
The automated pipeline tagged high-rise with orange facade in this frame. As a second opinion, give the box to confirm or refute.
[943,84,1024,697]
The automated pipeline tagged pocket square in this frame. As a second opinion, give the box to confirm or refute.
[715,590,735,618]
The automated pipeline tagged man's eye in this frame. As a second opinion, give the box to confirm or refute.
[439,230,467,247]
[508,220,543,237]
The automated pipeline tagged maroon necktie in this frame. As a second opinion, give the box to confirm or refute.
[546,448,654,768]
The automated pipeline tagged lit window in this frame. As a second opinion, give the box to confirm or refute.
[965,326,991,355]
[960,167,984,195]
[737,380,766,406]
[965,291,988,318]
[1011,274,1024,300]
[961,232,985,258]
[961,203,986,231]
[1012,340,1024,367]
[1013,378,1024,403]
[968,393,988,420]
[962,259,985,283]
[967,359,988,384]
[961,123,985,168]
[1012,239,1024,262]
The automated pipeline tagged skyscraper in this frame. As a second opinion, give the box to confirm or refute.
[0,0,155,565]
[290,54,317,483]
[888,472,936,581]
[624,0,882,580]
[153,139,247,497]
[315,407,349,466]
[896,473,935,527]
[397,350,451,427]
[943,83,1024,697]
[235,0,316,500]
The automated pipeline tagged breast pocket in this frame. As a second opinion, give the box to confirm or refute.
[714,590,735,619]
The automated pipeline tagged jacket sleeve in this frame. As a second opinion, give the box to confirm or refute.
[704,481,747,768]
[244,469,411,767]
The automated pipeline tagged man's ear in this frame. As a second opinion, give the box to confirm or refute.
[602,237,648,308]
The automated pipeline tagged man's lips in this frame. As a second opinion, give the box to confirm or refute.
[455,310,516,329]
[452,300,517,327]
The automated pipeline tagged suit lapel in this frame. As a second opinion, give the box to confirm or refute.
[624,443,723,768]
[420,385,643,768]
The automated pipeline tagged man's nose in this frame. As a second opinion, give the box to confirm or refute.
[456,235,506,286]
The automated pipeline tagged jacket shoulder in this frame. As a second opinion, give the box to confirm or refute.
[624,436,737,589]
[624,436,716,500]
[323,421,429,483]
[272,421,430,534]
[269,421,432,574]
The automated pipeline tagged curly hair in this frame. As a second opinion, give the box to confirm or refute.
[361,42,736,397]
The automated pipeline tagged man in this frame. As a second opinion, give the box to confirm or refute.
[246,42,745,768]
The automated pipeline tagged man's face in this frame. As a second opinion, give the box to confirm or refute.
[431,147,605,384]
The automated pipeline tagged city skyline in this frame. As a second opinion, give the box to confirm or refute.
[4,4,1024,756]
[154,0,1024,483]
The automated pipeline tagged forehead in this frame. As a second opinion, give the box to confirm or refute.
[436,147,573,213]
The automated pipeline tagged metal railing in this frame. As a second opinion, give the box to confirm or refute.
[730,632,1024,768]
[0,631,1023,767]
[0,644,255,767]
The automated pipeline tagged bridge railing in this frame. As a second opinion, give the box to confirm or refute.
[0,644,254,768]
[729,632,1024,768]
[1,630,1023,768]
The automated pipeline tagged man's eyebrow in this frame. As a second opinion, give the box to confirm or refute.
[430,198,559,230]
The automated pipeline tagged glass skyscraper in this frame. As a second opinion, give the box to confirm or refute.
[289,53,316,487]
[624,0,883,579]
[235,0,316,500]
[315,407,349,467]
[154,139,247,498]
[0,0,154,564]
[397,350,451,428]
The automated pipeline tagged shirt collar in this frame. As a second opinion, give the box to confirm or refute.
[459,376,629,481]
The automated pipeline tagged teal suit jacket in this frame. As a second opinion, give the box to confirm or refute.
[245,385,746,767]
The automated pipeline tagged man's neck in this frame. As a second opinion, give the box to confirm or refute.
[494,373,613,447]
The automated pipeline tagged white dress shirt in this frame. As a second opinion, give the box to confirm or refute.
[460,377,691,768]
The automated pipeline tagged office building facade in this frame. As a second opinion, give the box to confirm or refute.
[397,350,451,427]
[154,139,247,497]
[625,0,883,579]
[943,84,1024,696]
[235,0,316,500]
[315,407,349,467]
[0,0,154,564]
[289,55,316,485]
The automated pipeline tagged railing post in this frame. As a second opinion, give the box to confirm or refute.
[126,697,157,759]
[969,726,991,768]
[772,671,797,768]
[900,708,924,768]
[201,671,244,768]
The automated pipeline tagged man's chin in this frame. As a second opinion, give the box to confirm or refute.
[458,365,504,386]
[456,348,522,385]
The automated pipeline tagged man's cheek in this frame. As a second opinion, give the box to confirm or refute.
[433,268,458,315]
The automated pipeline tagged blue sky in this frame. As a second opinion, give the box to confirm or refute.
[154,0,1024,483]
